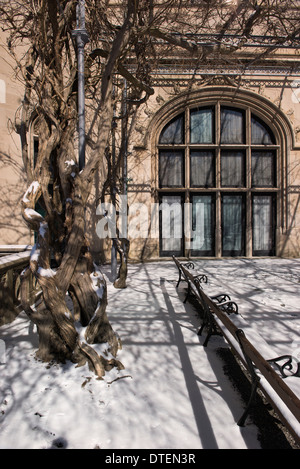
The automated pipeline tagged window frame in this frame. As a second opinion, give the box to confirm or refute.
[159,193,184,257]
[156,101,279,258]
[190,193,216,257]
[252,193,276,256]
[251,150,276,188]
[221,193,246,257]
[159,149,185,188]
[190,150,216,188]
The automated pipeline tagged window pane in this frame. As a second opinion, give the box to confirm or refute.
[252,195,275,255]
[190,107,214,143]
[190,150,215,187]
[159,151,184,187]
[160,195,183,255]
[159,114,184,144]
[191,195,214,256]
[222,195,245,256]
[251,115,275,144]
[220,107,245,144]
[221,150,245,187]
[251,151,275,187]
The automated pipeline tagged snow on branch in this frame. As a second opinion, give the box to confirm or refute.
[22,181,40,204]
[90,264,106,301]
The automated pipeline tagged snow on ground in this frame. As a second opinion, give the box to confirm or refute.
[0,258,299,450]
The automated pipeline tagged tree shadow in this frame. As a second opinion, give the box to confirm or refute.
[103,262,266,448]
[0,150,30,245]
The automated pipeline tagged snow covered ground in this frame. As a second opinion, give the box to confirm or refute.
[0,258,299,450]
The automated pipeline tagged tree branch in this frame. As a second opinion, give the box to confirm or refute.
[90,48,154,96]
[149,28,198,54]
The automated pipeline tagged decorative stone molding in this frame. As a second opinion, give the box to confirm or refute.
[143,85,295,150]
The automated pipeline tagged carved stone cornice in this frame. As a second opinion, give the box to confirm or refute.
[151,75,298,89]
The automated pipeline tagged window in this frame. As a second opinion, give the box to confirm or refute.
[190,151,215,187]
[190,107,214,144]
[252,194,276,256]
[159,113,184,144]
[160,194,183,256]
[221,150,245,187]
[191,194,215,256]
[251,151,276,187]
[157,104,278,257]
[220,107,245,144]
[251,116,275,145]
[159,150,184,187]
[222,194,245,256]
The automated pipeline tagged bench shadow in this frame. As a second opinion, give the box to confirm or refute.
[214,347,296,449]
[160,277,219,449]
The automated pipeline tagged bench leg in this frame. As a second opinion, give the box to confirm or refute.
[203,327,214,347]
[184,283,191,303]
[198,309,217,347]
[237,376,260,427]
[176,269,182,288]
[235,328,261,427]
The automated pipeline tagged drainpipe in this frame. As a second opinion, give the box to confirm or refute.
[111,86,117,280]
[72,0,89,171]
[123,79,128,197]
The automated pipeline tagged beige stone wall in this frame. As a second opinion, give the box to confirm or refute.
[0,33,32,246]
[0,29,299,259]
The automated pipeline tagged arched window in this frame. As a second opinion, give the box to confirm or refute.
[157,104,278,257]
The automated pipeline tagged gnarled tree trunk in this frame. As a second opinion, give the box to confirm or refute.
[19,72,125,377]
[113,238,130,289]
[20,173,124,377]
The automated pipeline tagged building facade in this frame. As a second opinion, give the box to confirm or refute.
[123,71,300,261]
[1,15,300,261]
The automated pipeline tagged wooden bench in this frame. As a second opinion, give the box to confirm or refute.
[172,255,238,315]
[172,255,208,288]
[173,257,300,445]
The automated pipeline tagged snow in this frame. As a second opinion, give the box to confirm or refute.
[24,207,44,221]
[30,244,40,263]
[0,251,31,269]
[90,266,105,300]
[39,222,48,238]
[65,160,76,167]
[22,181,40,204]
[37,267,55,278]
[0,258,299,450]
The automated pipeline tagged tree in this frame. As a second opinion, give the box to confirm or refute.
[0,0,299,377]
[0,0,197,377]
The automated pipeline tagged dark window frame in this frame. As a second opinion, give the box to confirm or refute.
[159,193,184,257]
[221,193,246,257]
[191,193,216,257]
[251,150,276,188]
[159,150,185,188]
[190,150,216,188]
[252,193,276,256]
[190,106,215,144]
[157,105,278,258]
[221,149,246,188]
